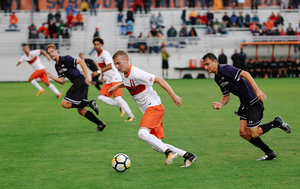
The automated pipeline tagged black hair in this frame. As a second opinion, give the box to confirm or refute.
[202,52,217,61]
[92,36,104,45]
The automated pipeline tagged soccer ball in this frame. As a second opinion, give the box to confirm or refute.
[112,153,131,172]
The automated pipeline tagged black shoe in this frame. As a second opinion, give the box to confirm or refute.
[274,116,291,133]
[257,151,276,161]
[182,152,196,168]
[90,100,99,115]
[96,122,106,131]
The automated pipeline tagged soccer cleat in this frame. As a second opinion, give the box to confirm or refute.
[57,93,62,99]
[120,108,125,118]
[181,153,197,168]
[125,117,136,122]
[96,122,106,132]
[90,100,99,115]
[273,116,291,134]
[37,89,45,96]
[257,151,277,161]
[165,152,178,165]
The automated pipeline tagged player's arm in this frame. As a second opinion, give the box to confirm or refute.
[108,83,125,96]
[46,71,65,84]
[154,76,182,107]
[240,70,267,102]
[16,61,22,66]
[212,94,231,110]
[100,63,112,72]
[77,58,91,85]
[91,61,101,77]
[40,49,51,61]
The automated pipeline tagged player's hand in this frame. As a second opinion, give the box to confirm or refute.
[255,89,267,102]
[85,78,91,85]
[212,102,222,110]
[108,86,117,96]
[173,95,182,107]
[91,71,99,77]
[45,71,52,78]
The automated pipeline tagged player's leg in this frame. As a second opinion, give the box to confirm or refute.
[164,143,196,168]
[98,84,120,107]
[78,107,106,131]
[28,75,44,96]
[114,92,135,121]
[42,73,62,98]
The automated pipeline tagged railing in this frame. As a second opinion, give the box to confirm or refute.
[24,38,71,47]
[252,36,300,42]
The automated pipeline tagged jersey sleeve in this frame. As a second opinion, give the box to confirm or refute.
[135,68,155,86]
[102,51,113,65]
[19,55,25,62]
[64,55,78,68]
[31,50,41,57]
[222,65,242,82]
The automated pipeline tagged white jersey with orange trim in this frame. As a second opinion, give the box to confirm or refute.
[120,65,161,113]
[94,49,122,84]
[19,50,45,71]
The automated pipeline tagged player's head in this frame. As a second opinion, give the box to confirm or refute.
[23,45,30,54]
[202,53,218,74]
[93,37,104,52]
[46,44,59,60]
[112,50,130,74]
[79,53,85,59]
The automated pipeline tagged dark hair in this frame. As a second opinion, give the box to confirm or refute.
[92,36,104,45]
[202,52,217,61]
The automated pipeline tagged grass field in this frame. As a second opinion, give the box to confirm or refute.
[0,78,299,189]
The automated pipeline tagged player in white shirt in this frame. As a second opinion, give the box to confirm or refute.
[109,50,196,167]
[92,37,135,122]
[16,45,62,98]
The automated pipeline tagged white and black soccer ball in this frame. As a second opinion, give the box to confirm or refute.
[112,153,131,172]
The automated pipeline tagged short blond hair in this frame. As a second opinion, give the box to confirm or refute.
[112,49,129,60]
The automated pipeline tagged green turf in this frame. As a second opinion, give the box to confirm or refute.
[0,78,299,189]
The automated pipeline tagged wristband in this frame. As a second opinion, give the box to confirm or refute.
[97,70,101,74]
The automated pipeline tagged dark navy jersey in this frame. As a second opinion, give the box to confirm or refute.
[215,64,258,107]
[85,58,98,72]
[55,55,83,83]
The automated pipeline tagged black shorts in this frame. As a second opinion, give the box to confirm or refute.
[64,75,89,105]
[234,100,264,128]
[162,60,169,69]
[92,74,100,82]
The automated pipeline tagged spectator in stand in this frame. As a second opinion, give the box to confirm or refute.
[149,27,160,37]
[90,0,97,16]
[54,9,61,24]
[118,11,124,23]
[230,12,238,27]
[189,10,197,25]
[232,0,238,9]
[294,28,300,52]
[251,13,260,23]
[213,19,221,28]
[269,12,277,23]
[181,7,187,25]
[249,21,257,31]
[148,27,161,54]
[240,48,247,70]
[251,0,258,12]
[218,49,227,64]
[189,0,195,8]
[189,27,197,37]
[58,20,65,37]
[62,23,72,49]
[196,12,202,25]
[255,21,262,29]
[9,12,18,29]
[246,59,257,78]
[74,11,84,30]
[287,27,295,35]
[81,0,89,12]
[174,0,181,8]
[143,0,150,14]
[167,25,177,37]
[150,14,157,28]
[38,23,49,38]
[126,20,134,35]
[156,12,165,28]
[179,25,188,37]
[286,23,294,33]
[201,13,208,25]
[265,18,274,31]
[275,13,284,27]
[126,7,135,23]
[116,0,124,12]
[28,21,38,50]
[292,0,299,9]
[127,32,136,50]
[66,3,77,15]
[219,21,227,34]
[237,12,244,27]
[274,28,281,35]
[89,27,100,55]
[222,12,231,27]
[281,0,289,9]
[260,56,270,78]
[66,10,75,27]
[244,13,251,27]
[165,0,171,7]
[280,27,287,35]
[155,0,160,8]
[158,26,164,36]
[206,22,213,34]
[261,27,268,36]
[134,0,143,14]
[138,32,147,54]
[3,0,12,15]
[207,9,214,26]
[231,49,241,68]
[47,10,54,23]
[48,20,58,39]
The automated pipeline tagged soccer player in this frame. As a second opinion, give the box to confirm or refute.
[16,45,62,98]
[109,50,196,167]
[45,44,106,132]
[92,37,135,122]
[202,52,291,161]
[79,53,102,90]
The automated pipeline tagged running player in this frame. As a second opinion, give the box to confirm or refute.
[92,37,135,122]
[109,50,196,167]
[16,45,62,98]
[45,44,106,132]
[202,52,291,161]
[79,53,102,90]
